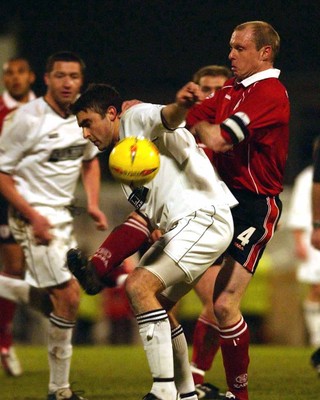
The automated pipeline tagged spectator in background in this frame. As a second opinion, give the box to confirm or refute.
[0,51,107,400]
[0,57,36,377]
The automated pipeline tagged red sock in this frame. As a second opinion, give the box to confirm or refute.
[0,297,16,349]
[91,217,150,279]
[191,316,220,385]
[220,316,250,400]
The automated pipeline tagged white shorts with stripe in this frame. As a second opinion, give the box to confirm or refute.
[139,204,233,303]
[9,206,77,288]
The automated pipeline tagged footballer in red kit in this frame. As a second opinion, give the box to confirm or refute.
[187,73,289,196]
[186,21,290,400]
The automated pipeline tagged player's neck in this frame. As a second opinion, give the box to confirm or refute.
[44,93,70,118]
[11,92,31,104]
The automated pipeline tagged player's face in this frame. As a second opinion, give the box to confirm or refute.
[228,27,269,81]
[3,59,35,101]
[198,75,228,100]
[45,61,83,108]
[76,108,118,151]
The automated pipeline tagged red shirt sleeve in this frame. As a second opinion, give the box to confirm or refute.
[186,96,217,129]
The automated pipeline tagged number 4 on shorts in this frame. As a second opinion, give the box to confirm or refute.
[237,227,256,246]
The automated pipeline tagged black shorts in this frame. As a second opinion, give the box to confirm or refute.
[0,194,16,244]
[227,189,282,274]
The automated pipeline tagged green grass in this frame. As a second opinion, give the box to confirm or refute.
[0,345,319,399]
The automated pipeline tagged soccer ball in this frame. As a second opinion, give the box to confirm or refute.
[109,136,160,186]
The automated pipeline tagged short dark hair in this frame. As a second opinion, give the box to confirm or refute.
[70,83,123,116]
[2,57,33,73]
[45,51,86,74]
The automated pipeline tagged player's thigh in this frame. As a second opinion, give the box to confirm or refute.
[193,265,221,305]
[229,192,282,273]
[161,205,233,283]
[214,257,252,305]
[137,240,198,303]
[139,243,187,289]
[9,207,77,288]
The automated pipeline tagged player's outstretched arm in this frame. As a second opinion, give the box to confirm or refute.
[81,157,108,231]
[161,82,201,130]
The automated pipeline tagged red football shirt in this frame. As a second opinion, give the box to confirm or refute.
[0,97,14,132]
[187,69,290,196]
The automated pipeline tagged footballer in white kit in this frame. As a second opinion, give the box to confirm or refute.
[287,165,320,348]
[287,166,320,284]
[68,83,237,400]
[120,103,237,292]
[0,51,107,400]
[0,97,99,287]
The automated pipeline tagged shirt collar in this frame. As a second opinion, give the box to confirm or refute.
[2,90,36,108]
[238,68,281,88]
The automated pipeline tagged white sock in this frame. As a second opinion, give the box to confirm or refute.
[303,300,320,346]
[172,325,197,400]
[137,309,177,400]
[48,314,75,393]
[0,274,29,303]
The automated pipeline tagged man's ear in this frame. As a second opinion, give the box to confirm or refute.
[106,105,118,121]
[44,73,49,86]
[260,45,272,61]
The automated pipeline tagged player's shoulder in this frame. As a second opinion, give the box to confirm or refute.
[122,102,164,127]
[254,76,288,98]
[123,102,162,116]
[13,97,45,120]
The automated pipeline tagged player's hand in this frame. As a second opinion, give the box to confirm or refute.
[295,241,308,260]
[88,206,108,231]
[29,211,53,245]
[176,82,201,109]
[151,229,162,243]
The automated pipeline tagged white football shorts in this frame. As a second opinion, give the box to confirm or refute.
[9,206,77,288]
[139,204,233,303]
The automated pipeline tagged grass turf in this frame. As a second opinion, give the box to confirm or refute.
[0,344,319,399]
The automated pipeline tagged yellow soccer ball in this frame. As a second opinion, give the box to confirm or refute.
[109,136,160,186]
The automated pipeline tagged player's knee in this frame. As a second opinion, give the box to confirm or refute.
[213,297,233,323]
[125,269,155,307]
[52,280,81,317]
[125,272,143,300]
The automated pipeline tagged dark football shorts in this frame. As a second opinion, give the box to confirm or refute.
[227,189,282,274]
[0,194,16,244]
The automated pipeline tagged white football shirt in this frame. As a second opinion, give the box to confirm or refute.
[0,97,99,207]
[120,103,237,231]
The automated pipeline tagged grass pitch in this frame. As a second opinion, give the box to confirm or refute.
[0,345,319,399]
